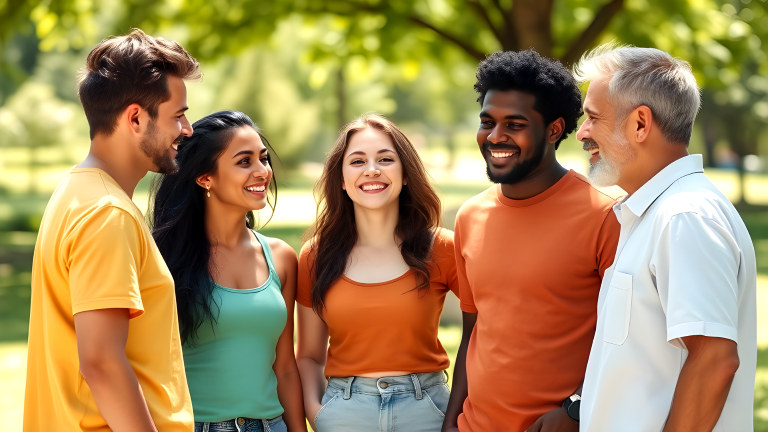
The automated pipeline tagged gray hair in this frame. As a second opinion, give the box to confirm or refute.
[573,44,701,145]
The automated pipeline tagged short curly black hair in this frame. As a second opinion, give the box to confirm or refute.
[475,49,583,149]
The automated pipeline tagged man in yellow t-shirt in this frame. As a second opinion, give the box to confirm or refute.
[24,29,200,432]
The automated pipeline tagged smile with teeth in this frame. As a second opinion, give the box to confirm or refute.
[588,148,599,155]
[361,183,387,191]
[245,185,266,192]
[490,150,519,158]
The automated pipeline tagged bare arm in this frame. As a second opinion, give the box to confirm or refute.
[271,240,309,432]
[74,308,156,432]
[662,336,739,432]
[441,312,477,432]
[296,304,330,431]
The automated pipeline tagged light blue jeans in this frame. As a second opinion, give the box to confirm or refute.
[313,372,450,432]
[194,415,286,432]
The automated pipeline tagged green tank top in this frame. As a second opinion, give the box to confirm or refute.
[183,231,287,422]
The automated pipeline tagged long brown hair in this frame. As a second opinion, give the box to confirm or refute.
[307,114,442,316]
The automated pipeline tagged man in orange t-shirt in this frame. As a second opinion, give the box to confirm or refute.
[441,50,620,432]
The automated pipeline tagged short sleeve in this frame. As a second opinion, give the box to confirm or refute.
[454,213,477,313]
[66,206,144,318]
[596,209,620,278]
[431,228,460,298]
[296,241,314,308]
[651,212,741,347]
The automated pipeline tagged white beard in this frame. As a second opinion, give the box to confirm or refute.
[588,154,623,187]
[588,130,633,187]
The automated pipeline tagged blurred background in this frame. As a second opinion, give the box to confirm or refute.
[2,0,768,430]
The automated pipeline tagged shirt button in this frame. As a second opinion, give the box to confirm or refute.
[237,418,245,425]
[380,381,389,389]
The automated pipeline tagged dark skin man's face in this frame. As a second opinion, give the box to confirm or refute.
[477,89,551,184]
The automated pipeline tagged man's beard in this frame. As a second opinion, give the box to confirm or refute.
[484,140,545,185]
[584,128,634,187]
[139,119,180,175]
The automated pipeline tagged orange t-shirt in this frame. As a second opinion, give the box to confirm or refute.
[455,170,620,432]
[297,228,459,377]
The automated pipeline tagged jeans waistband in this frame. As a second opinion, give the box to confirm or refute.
[327,371,447,399]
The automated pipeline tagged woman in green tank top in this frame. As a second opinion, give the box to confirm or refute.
[152,111,307,432]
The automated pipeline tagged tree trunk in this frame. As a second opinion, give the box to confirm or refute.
[510,0,554,55]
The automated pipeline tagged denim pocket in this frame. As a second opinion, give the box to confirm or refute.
[423,384,450,418]
[313,388,341,426]
[266,416,287,432]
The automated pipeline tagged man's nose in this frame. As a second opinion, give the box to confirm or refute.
[576,121,588,142]
[487,125,507,144]
[181,117,193,137]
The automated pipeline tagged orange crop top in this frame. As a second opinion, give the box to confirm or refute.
[297,228,460,377]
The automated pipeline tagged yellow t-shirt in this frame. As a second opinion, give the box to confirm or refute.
[23,168,193,432]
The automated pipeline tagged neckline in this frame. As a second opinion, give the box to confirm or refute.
[341,269,414,287]
[495,169,575,208]
[211,230,275,293]
[213,278,272,293]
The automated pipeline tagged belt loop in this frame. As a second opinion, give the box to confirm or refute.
[262,418,271,432]
[202,423,210,432]
[410,374,423,400]
[344,376,355,400]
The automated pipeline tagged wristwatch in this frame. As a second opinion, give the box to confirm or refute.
[562,394,581,422]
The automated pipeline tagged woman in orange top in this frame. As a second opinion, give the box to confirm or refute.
[296,114,459,432]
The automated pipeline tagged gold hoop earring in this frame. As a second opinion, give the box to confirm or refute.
[206,185,211,198]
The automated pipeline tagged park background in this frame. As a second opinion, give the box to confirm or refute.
[2,0,768,430]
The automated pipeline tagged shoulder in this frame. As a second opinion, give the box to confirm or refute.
[262,235,298,265]
[653,174,733,224]
[431,227,456,267]
[456,185,497,222]
[432,227,455,251]
[298,237,317,259]
[73,201,143,236]
[569,172,619,211]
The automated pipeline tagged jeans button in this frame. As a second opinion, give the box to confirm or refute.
[237,417,245,425]
[380,381,389,389]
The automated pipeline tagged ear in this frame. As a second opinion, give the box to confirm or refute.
[196,174,211,189]
[341,179,346,191]
[403,176,408,186]
[547,117,565,145]
[123,103,143,135]
[633,105,653,143]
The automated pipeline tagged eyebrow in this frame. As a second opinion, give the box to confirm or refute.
[175,106,189,114]
[345,149,396,157]
[232,148,268,158]
[584,106,598,116]
[479,111,529,121]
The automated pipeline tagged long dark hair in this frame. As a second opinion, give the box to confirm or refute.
[150,110,278,345]
[307,114,441,316]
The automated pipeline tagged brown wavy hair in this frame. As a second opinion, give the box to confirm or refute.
[307,114,442,316]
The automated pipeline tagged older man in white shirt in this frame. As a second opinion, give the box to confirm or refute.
[572,45,757,432]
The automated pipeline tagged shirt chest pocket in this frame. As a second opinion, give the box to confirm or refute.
[603,271,633,345]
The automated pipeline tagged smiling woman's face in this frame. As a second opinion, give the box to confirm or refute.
[341,127,405,211]
[205,126,272,211]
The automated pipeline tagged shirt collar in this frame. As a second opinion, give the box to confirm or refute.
[623,154,704,217]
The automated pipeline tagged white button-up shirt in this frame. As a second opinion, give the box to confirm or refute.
[580,155,756,432]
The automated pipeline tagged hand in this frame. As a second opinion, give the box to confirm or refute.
[526,407,578,432]
[307,402,323,431]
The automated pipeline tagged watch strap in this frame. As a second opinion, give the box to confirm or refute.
[562,394,581,422]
